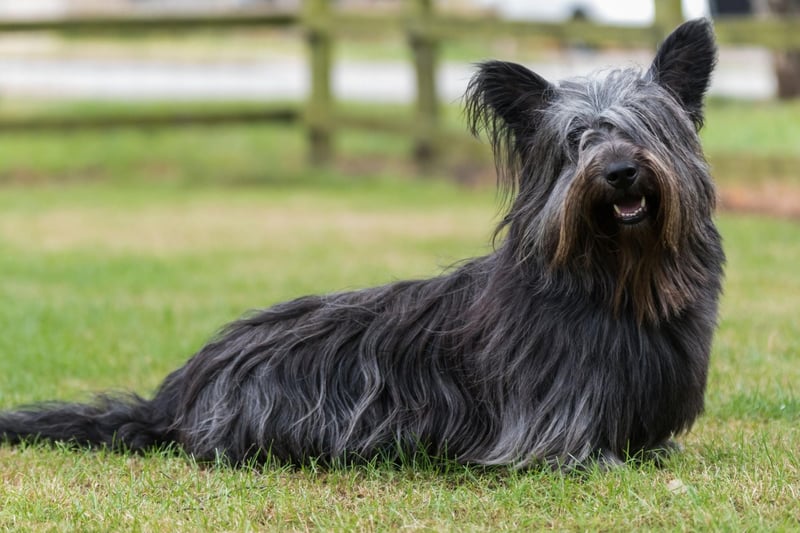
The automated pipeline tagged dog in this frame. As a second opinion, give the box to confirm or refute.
[0,19,724,469]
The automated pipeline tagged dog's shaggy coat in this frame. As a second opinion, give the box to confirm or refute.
[0,19,724,469]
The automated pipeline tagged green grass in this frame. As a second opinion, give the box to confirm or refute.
[0,174,798,530]
[0,102,797,529]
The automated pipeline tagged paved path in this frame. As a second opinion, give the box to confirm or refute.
[0,48,775,102]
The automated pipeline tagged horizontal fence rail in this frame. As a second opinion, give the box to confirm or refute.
[0,0,798,168]
[0,106,299,133]
[0,9,297,32]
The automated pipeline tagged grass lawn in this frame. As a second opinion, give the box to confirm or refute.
[0,110,798,529]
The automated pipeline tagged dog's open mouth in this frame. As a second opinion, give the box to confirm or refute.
[613,195,648,225]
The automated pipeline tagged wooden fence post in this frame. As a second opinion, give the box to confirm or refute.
[305,0,333,165]
[409,0,439,172]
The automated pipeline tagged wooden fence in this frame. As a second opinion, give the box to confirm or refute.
[0,0,798,168]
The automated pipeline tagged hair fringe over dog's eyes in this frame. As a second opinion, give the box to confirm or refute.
[567,126,587,150]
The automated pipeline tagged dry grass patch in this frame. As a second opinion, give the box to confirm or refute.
[0,202,494,255]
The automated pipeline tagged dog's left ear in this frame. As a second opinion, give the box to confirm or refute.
[647,18,717,129]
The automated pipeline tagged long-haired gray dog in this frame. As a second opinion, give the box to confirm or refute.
[1,20,724,469]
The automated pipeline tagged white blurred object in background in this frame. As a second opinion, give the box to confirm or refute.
[473,0,709,25]
[0,0,67,17]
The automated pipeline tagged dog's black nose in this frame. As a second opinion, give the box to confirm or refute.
[604,161,638,189]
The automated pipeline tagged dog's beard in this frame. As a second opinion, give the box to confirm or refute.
[547,148,692,323]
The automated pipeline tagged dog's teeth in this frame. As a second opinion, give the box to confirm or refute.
[613,204,622,215]
[641,196,646,208]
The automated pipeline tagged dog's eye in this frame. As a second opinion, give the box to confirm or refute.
[567,127,586,149]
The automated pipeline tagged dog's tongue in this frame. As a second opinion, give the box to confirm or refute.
[613,196,647,220]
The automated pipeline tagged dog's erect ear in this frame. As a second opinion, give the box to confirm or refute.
[648,18,717,129]
[465,60,553,149]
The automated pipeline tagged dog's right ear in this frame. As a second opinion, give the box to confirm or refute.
[465,61,553,150]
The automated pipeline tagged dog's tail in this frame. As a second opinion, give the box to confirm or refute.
[0,392,177,452]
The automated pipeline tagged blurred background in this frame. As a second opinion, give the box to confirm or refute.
[0,0,797,209]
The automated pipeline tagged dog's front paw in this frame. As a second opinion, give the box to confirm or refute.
[642,439,683,467]
[596,448,626,471]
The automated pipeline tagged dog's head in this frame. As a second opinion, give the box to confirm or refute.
[466,19,720,322]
